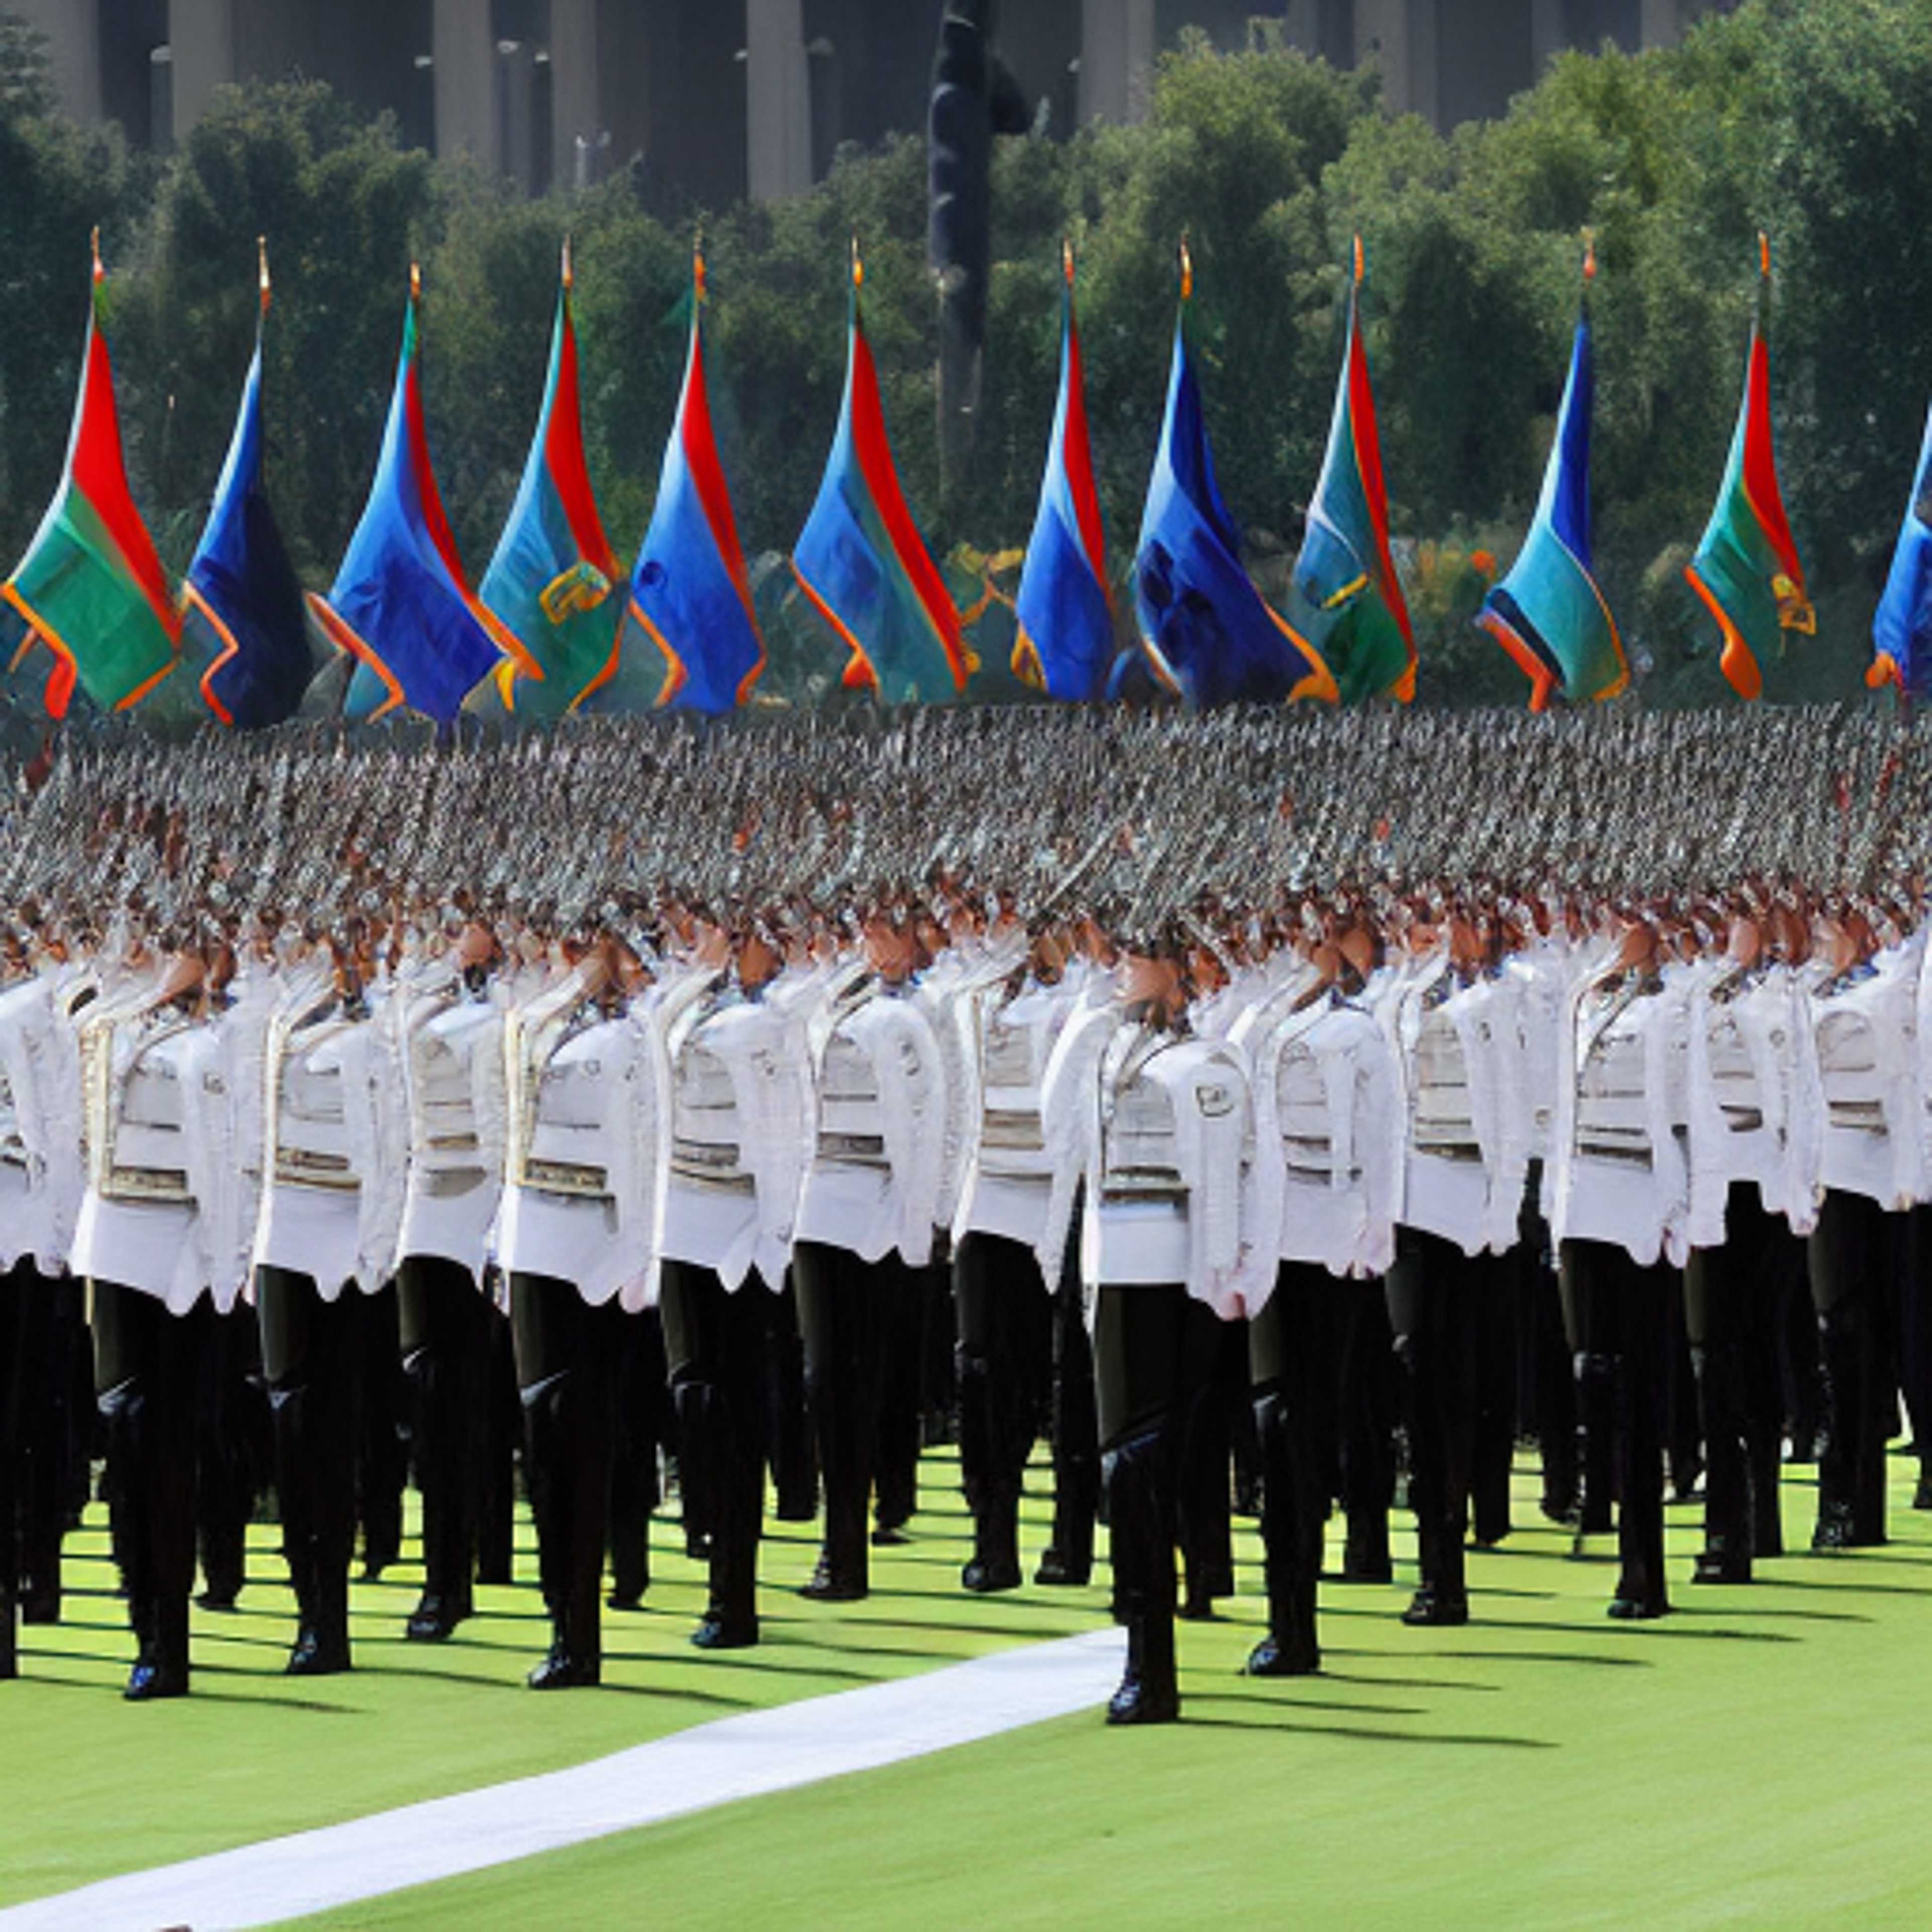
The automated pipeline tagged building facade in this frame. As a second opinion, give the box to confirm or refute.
[10,0,1732,210]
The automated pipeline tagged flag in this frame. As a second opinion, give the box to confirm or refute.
[624,246,765,715]
[1868,398,1932,698]
[1684,234,1814,701]
[2,231,180,719]
[308,265,530,727]
[1477,238,1626,711]
[793,241,968,702]
[1130,242,1335,707]
[1012,241,1112,701]
[478,241,623,719]
[1293,237,1415,703]
[182,239,312,729]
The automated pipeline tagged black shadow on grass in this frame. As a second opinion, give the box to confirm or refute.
[1180,1713,1556,1748]
[1747,1576,1932,1600]
[814,1615,1107,1642]
[560,1675,759,1710]
[1497,1618,1800,1645]
[1411,1648,1652,1668]
[1315,1663,1503,1693]
[9,1666,356,1713]
[1189,1688,1429,1718]
[1667,1601,1871,1625]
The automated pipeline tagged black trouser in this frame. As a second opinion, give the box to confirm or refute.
[661,1261,772,1631]
[476,1295,520,1581]
[1514,1168,1576,1518]
[1559,1240,1673,1609]
[258,1267,364,1657]
[792,1240,894,1591]
[1808,1189,1899,1545]
[1044,1239,1099,1574]
[1096,1282,1227,1686]
[0,1265,26,1674]
[1333,1274,1395,1572]
[1387,1228,1480,1606]
[398,1255,491,1614]
[1906,1208,1932,1490]
[195,1300,268,1606]
[14,1268,85,1619]
[1470,1243,1517,1545]
[953,1233,1045,1561]
[609,1307,668,1596]
[93,1281,205,1682]
[875,1257,931,1534]
[765,1273,818,1520]
[1177,1315,1244,1608]
[1249,1268,1330,1666]
[356,1280,406,1576]
[511,1274,622,1662]
[1683,1185,1792,1565]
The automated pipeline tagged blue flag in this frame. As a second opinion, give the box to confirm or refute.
[1477,248,1626,711]
[1013,245,1111,700]
[183,249,312,729]
[1870,398,1932,699]
[1129,255,1334,707]
[309,267,526,727]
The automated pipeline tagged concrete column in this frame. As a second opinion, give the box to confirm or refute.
[1531,0,1565,70]
[1639,0,1682,49]
[168,0,236,139]
[13,0,103,121]
[746,0,813,202]
[1357,0,1439,123]
[1281,0,1321,54]
[1406,0,1438,126]
[433,0,497,166]
[550,0,602,190]
[1079,0,1156,126]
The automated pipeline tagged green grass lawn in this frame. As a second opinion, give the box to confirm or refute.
[11,1450,1932,1929]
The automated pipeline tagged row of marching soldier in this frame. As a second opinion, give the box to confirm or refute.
[2,707,1929,1723]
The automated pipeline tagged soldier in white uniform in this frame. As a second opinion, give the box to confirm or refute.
[790,908,948,1603]
[948,926,1071,1592]
[1234,915,1398,1675]
[658,917,817,1647]
[69,940,232,1698]
[1546,911,1689,1620]
[1804,902,1920,1550]
[391,917,508,1641]
[497,932,676,1687]
[1679,901,1814,1581]
[0,929,83,1676]
[253,928,401,1676]
[1062,930,1253,1724]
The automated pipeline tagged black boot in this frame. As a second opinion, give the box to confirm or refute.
[0,1582,16,1682]
[528,1615,602,1688]
[1107,1612,1180,1725]
[1248,1534,1323,1674]
[1573,1351,1617,1540]
[693,1431,761,1650]
[1036,1451,1096,1585]
[1103,1424,1181,1721]
[800,1395,868,1602]
[1747,1428,1784,1557]
[1691,1345,1752,1584]
[1340,1511,1393,1584]
[127,1593,190,1701]
[1248,1390,1321,1672]
[1814,1301,1865,1551]
[962,1496,1021,1593]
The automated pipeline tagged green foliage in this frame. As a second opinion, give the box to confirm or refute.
[5,2,1932,709]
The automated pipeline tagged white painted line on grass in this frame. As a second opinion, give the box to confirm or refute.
[0,1628,1125,1932]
